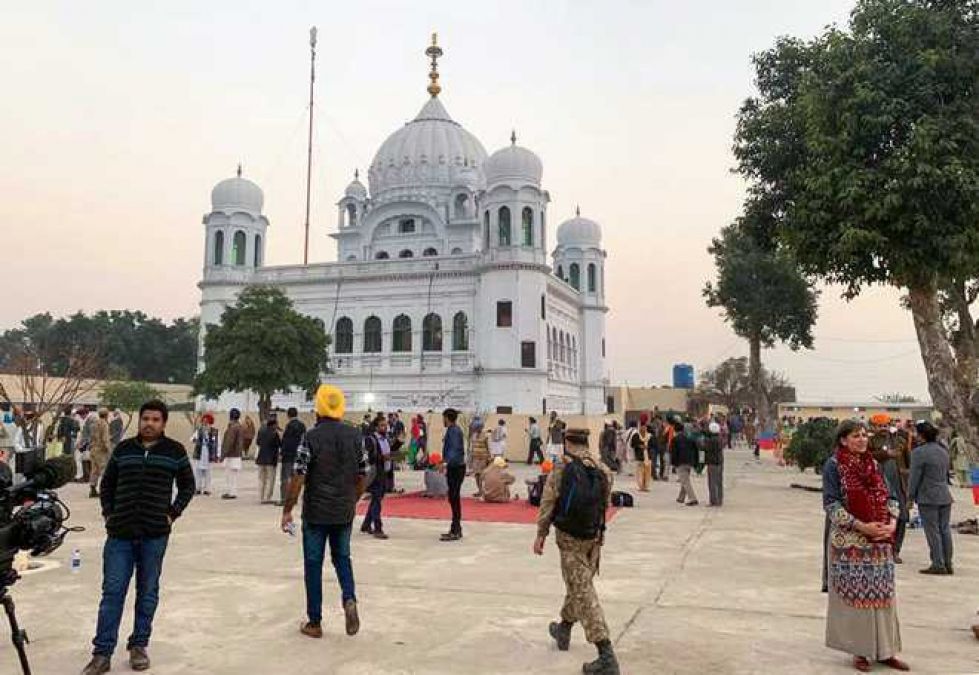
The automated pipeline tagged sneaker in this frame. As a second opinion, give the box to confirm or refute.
[80,655,111,675]
[344,599,360,636]
[439,532,462,542]
[129,646,150,671]
[300,621,323,638]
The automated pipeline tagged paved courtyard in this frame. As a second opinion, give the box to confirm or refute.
[10,447,978,674]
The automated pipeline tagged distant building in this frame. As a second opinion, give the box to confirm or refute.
[777,400,934,423]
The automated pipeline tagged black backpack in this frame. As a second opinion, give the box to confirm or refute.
[553,458,607,539]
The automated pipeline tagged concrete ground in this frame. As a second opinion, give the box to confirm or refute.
[9,446,978,674]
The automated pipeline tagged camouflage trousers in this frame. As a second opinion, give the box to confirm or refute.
[557,530,609,643]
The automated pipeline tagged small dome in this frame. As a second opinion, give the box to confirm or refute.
[211,169,264,214]
[484,132,543,187]
[345,170,367,200]
[557,209,602,247]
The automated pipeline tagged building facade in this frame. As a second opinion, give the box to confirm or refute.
[198,41,609,414]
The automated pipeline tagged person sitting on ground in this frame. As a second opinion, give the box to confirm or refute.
[526,460,553,506]
[482,456,517,503]
[471,429,492,498]
[422,453,448,498]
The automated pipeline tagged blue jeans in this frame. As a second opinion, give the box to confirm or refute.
[364,484,384,531]
[303,522,355,624]
[92,536,169,656]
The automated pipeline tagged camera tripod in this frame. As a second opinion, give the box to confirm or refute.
[0,569,32,675]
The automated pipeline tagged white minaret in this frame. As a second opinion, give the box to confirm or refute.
[198,166,269,370]
[474,132,551,412]
[554,208,608,413]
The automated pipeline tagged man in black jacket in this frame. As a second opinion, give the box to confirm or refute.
[673,421,699,507]
[281,385,366,639]
[279,407,306,505]
[82,400,195,675]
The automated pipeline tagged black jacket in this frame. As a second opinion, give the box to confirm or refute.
[703,433,723,465]
[256,426,281,466]
[302,419,365,526]
[281,418,306,464]
[100,436,195,539]
[674,433,699,467]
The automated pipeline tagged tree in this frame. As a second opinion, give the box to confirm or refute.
[784,418,837,473]
[698,356,797,412]
[734,0,979,461]
[100,381,163,433]
[704,208,818,430]
[194,285,329,420]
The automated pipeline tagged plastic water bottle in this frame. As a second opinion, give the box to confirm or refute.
[70,548,82,573]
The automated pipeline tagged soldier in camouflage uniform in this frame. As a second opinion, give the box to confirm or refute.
[534,428,619,675]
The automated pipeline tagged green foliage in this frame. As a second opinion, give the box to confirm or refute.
[735,0,979,296]
[698,357,796,410]
[704,211,818,351]
[193,286,329,410]
[100,381,163,413]
[784,418,838,473]
[0,311,198,384]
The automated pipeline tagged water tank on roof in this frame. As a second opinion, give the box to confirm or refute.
[672,363,695,389]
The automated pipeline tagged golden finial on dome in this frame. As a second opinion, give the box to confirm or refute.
[236,163,242,178]
[425,32,443,97]
[576,204,581,217]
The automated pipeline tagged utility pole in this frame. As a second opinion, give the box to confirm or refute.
[303,26,317,265]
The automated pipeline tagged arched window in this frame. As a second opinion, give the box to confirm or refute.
[363,316,382,353]
[498,206,511,246]
[346,204,357,228]
[422,313,442,351]
[569,263,581,290]
[454,193,469,219]
[522,207,534,247]
[587,263,597,292]
[392,315,412,352]
[254,234,263,267]
[399,249,414,259]
[423,247,438,257]
[334,317,353,354]
[213,231,224,265]
[556,265,564,280]
[560,333,567,362]
[375,251,390,260]
[547,330,552,359]
[452,312,469,351]
[450,247,463,255]
[483,210,490,249]
[232,230,246,266]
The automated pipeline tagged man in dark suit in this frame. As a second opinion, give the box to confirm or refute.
[908,421,954,575]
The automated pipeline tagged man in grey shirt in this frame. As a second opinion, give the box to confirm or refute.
[908,421,954,575]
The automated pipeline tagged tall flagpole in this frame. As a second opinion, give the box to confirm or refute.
[303,26,317,265]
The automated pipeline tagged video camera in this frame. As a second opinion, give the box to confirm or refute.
[0,454,79,583]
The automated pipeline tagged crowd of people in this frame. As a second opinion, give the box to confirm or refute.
[2,392,976,674]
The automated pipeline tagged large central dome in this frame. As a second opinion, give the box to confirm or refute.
[367,97,487,200]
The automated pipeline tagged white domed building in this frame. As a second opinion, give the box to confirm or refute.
[199,40,609,414]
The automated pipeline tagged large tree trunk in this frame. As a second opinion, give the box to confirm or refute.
[908,285,979,462]
[257,394,272,423]
[748,334,769,433]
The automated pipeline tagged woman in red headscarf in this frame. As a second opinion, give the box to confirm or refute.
[823,420,908,672]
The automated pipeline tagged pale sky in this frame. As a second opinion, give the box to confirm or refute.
[0,1,929,402]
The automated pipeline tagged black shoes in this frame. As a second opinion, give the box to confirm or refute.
[344,599,360,636]
[919,566,946,575]
[439,531,463,541]
[373,530,389,540]
[549,620,572,651]
[80,655,110,675]
[582,639,620,674]
[129,646,150,671]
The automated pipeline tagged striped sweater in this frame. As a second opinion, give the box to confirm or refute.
[100,435,196,539]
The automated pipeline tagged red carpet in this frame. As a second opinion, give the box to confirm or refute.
[356,491,620,526]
